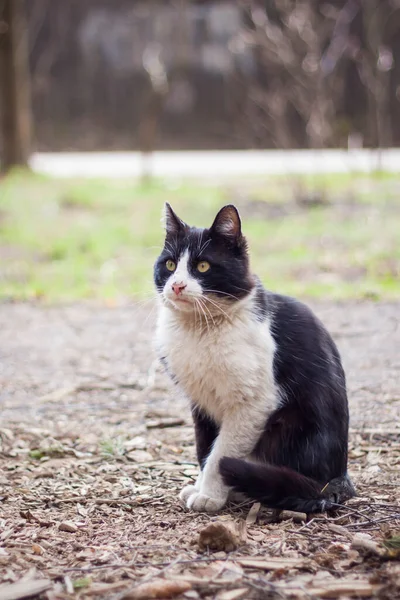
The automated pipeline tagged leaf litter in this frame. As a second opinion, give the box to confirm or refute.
[0,301,399,599]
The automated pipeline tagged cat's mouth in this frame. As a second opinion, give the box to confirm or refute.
[174,297,191,305]
[164,293,195,312]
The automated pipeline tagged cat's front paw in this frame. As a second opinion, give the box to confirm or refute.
[186,491,227,513]
[179,484,198,504]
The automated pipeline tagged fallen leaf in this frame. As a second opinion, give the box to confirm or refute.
[73,577,92,589]
[198,520,246,552]
[383,534,400,558]
[246,502,261,525]
[351,533,384,557]
[0,579,51,600]
[31,544,44,555]
[122,579,192,599]
[328,523,352,539]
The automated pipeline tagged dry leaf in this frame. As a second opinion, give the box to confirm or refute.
[85,581,130,596]
[0,579,51,600]
[122,579,192,599]
[246,502,261,525]
[198,520,246,552]
[351,533,384,557]
[328,523,353,539]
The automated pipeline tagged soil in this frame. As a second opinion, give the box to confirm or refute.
[0,300,399,600]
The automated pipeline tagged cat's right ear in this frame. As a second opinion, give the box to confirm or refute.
[163,203,187,236]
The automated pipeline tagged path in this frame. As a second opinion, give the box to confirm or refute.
[30,149,400,178]
[0,301,399,599]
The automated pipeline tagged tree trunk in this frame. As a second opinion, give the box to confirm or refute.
[0,0,32,172]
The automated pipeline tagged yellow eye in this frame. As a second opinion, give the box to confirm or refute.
[166,260,176,272]
[197,261,210,273]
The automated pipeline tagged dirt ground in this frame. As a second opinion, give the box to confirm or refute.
[0,300,399,600]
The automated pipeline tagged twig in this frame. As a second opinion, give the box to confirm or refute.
[347,515,400,529]
[64,555,239,573]
[329,503,375,523]
[50,496,163,507]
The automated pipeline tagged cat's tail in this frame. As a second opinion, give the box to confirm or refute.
[219,457,354,514]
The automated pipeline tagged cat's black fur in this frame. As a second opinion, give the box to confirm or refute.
[155,204,356,513]
[220,285,356,511]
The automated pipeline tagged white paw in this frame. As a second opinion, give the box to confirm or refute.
[186,491,227,513]
[179,484,198,504]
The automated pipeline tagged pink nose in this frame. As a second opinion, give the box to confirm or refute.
[172,282,186,296]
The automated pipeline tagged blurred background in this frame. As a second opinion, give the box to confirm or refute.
[0,0,399,302]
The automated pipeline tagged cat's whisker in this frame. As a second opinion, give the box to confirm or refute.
[193,298,201,334]
[202,295,232,322]
[205,289,240,301]
[198,296,216,329]
[195,299,206,335]
[196,298,211,335]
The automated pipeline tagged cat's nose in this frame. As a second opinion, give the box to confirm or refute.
[172,282,187,296]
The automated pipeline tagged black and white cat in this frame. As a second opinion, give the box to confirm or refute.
[154,203,355,514]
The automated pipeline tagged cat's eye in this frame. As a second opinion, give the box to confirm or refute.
[166,260,176,272]
[197,261,210,273]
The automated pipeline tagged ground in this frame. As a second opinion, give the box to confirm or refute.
[1,300,399,600]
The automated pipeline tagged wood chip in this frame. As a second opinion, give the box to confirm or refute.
[59,521,78,533]
[122,579,192,599]
[0,579,52,600]
[216,589,248,600]
[279,510,307,523]
[308,580,380,598]
[237,557,306,570]
[146,418,185,429]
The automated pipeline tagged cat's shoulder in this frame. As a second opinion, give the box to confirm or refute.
[252,278,331,338]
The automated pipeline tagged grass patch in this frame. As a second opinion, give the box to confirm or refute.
[0,169,399,301]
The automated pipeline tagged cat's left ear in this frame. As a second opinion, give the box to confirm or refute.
[163,203,187,236]
[210,205,242,241]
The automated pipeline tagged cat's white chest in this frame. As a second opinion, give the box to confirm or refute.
[156,305,277,423]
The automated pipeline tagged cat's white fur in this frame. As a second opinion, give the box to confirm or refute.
[156,251,278,513]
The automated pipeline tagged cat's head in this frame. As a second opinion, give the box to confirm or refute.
[154,204,254,315]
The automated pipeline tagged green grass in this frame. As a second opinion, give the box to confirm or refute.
[0,169,399,301]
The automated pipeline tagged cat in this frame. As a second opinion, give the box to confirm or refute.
[154,203,356,514]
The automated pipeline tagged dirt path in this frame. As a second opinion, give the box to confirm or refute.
[1,301,399,599]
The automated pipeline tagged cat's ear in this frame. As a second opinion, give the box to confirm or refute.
[163,203,187,236]
[210,205,242,241]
